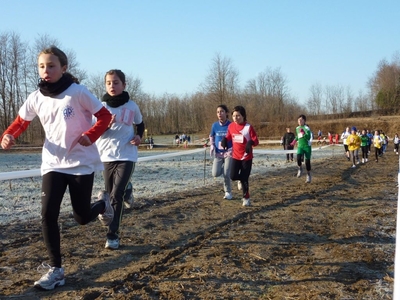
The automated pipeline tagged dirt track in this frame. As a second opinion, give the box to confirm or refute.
[0,148,397,299]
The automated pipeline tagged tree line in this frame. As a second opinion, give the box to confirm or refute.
[0,32,399,144]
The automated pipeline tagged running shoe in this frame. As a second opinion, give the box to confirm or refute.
[296,168,302,178]
[223,192,233,200]
[123,182,134,209]
[97,191,114,226]
[105,238,120,250]
[34,263,65,290]
[242,198,251,207]
[306,174,312,183]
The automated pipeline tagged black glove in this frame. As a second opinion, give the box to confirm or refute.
[221,137,228,150]
[245,140,254,153]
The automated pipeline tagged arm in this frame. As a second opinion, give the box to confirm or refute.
[1,115,31,149]
[83,106,112,143]
[131,121,145,145]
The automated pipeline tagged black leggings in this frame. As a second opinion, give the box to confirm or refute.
[230,159,252,198]
[41,172,105,267]
[103,161,135,240]
[297,155,311,171]
[361,146,368,159]
[375,147,380,161]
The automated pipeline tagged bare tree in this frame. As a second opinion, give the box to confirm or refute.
[202,53,239,107]
[0,32,29,130]
[244,67,290,123]
[368,55,400,109]
[306,83,323,115]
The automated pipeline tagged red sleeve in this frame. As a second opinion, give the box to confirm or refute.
[1,115,31,140]
[250,125,259,146]
[84,106,112,143]
[226,123,232,141]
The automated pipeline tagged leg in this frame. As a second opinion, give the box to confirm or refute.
[230,158,241,182]
[304,146,312,183]
[296,148,304,177]
[41,172,68,268]
[106,161,134,241]
[223,156,232,193]
[212,157,224,178]
[284,145,290,161]
[350,150,356,166]
[68,173,101,225]
[240,159,253,199]
[287,145,294,161]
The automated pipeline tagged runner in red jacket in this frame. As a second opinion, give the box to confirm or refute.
[221,106,259,207]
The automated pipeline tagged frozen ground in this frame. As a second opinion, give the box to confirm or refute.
[0,146,341,225]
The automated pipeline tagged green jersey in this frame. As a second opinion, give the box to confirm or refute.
[295,125,311,148]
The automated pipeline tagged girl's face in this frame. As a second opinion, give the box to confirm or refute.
[38,53,66,83]
[216,107,227,122]
[298,117,305,126]
[105,73,126,96]
[232,111,244,124]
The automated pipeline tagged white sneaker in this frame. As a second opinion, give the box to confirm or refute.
[237,181,242,191]
[306,174,311,183]
[105,238,120,250]
[123,182,134,209]
[34,263,65,290]
[223,192,233,200]
[356,160,360,164]
[296,168,302,178]
[365,158,368,162]
[97,191,114,226]
[361,158,364,163]
[242,198,251,207]
[351,165,356,168]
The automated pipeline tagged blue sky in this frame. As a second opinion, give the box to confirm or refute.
[1,0,399,103]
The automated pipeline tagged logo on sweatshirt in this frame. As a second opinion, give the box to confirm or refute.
[63,105,75,119]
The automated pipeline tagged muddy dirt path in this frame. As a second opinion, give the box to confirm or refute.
[0,150,397,299]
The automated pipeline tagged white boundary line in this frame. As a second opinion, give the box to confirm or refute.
[0,145,335,181]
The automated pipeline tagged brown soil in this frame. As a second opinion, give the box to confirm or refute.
[0,147,397,299]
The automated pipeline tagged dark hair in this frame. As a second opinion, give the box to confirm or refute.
[217,104,229,113]
[105,69,126,85]
[39,45,79,83]
[298,114,307,122]
[232,105,247,121]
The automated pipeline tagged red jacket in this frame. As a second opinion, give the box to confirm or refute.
[226,122,259,160]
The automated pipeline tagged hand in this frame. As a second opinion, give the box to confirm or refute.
[78,134,92,147]
[221,137,228,150]
[245,140,254,154]
[1,134,15,150]
[210,145,215,157]
[130,135,142,146]
[290,140,296,147]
